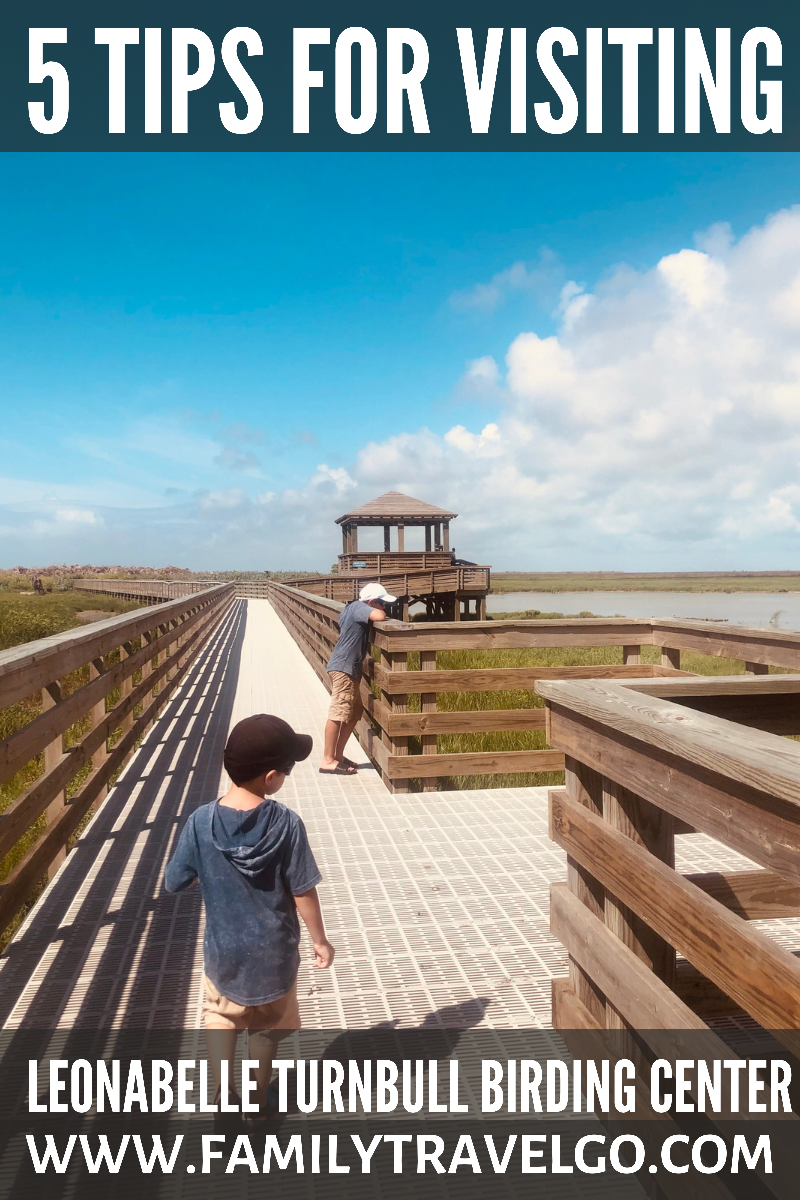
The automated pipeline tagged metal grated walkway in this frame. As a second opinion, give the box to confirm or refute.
[0,599,793,1031]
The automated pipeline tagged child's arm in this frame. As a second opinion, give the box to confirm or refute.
[294,887,335,968]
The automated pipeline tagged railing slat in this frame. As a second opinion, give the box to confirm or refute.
[0,586,234,932]
[549,787,800,1038]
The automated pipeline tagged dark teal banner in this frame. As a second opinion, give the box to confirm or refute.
[0,1,797,150]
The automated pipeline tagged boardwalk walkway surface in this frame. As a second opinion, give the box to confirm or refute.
[0,600,789,1031]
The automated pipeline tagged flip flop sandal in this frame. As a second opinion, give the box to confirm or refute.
[339,757,359,769]
[319,764,357,775]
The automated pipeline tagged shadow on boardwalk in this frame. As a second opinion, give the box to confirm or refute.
[0,600,247,1030]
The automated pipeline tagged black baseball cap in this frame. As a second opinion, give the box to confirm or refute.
[223,714,313,784]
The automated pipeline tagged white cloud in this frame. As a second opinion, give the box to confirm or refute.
[348,207,800,568]
[445,422,503,457]
[1,209,796,572]
[449,248,563,312]
[310,464,357,494]
[56,508,100,524]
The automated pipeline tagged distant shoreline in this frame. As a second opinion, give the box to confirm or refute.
[489,571,799,594]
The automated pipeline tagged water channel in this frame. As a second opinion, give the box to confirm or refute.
[486,591,800,631]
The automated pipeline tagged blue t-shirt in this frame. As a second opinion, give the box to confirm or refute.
[326,600,373,678]
[164,798,321,1005]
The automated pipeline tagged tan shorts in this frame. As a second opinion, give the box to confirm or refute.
[202,975,300,1032]
[327,671,363,723]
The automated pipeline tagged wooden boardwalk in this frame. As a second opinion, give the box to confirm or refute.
[0,600,793,1031]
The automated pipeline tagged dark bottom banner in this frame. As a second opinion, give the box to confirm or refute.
[0,1028,797,1200]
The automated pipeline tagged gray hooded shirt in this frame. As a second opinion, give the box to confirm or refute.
[164,798,321,1005]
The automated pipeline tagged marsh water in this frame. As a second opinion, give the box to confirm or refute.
[486,591,800,632]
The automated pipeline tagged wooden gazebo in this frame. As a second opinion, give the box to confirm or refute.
[335,491,457,558]
[284,490,491,621]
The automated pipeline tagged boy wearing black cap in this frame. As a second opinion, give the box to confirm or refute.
[165,714,334,1120]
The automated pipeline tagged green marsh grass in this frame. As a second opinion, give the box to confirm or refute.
[372,632,795,794]
[0,587,144,949]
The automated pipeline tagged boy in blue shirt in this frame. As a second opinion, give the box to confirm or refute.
[165,713,334,1121]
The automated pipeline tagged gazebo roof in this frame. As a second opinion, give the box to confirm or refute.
[335,491,457,526]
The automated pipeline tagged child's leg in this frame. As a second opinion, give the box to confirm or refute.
[202,976,247,1104]
[248,981,301,1108]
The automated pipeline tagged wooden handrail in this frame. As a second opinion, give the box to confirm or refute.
[264,581,801,794]
[0,585,235,936]
[537,673,800,1044]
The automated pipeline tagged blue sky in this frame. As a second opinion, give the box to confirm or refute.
[0,152,798,570]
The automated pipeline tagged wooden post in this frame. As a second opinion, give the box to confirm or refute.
[397,525,405,552]
[141,630,153,699]
[661,646,681,669]
[434,521,441,550]
[42,682,67,880]
[380,650,409,794]
[479,596,487,621]
[119,642,134,737]
[623,645,641,665]
[89,662,109,802]
[425,525,432,552]
[745,662,769,675]
[452,595,461,622]
[421,650,439,793]
[602,781,675,1028]
[442,521,449,552]
[351,525,358,553]
[563,757,607,1025]
[342,526,349,554]
[401,600,410,622]
[384,525,391,552]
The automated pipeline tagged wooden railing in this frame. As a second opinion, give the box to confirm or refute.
[281,565,492,607]
[75,578,215,601]
[537,673,800,1044]
[337,551,455,571]
[265,582,799,793]
[0,585,235,935]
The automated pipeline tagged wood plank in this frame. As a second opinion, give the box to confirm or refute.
[674,962,746,1018]
[387,748,564,780]
[661,646,681,670]
[0,595,225,788]
[651,620,799,671]
[0,596,230,933]
[671,695,800,736]
[684,868,799,919]
[536,679,799,805]
[384,707,547,736]
[355,716,389,775]
[545,703,799,881]
[602,780,675,1027]
[620,673,800,697]
[368,661,667,694]
[420,649,439,794]
[551,977,602,1030]
[42,685,66,881]
[564,757,607,1025]
[551,882,709,1029]
[549,789,800,1035]
[0,596,232,865]
[373,621,656,652]
[386,651,409,795]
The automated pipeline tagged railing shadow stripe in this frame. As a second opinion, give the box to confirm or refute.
[0,601,247,1030]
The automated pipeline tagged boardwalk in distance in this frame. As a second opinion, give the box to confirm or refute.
[0,600,789,1031]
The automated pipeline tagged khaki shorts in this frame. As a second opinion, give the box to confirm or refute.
[327,671,363,723]
[202,975,300,1032]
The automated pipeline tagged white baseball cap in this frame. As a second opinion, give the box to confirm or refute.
[359,582,397,604]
